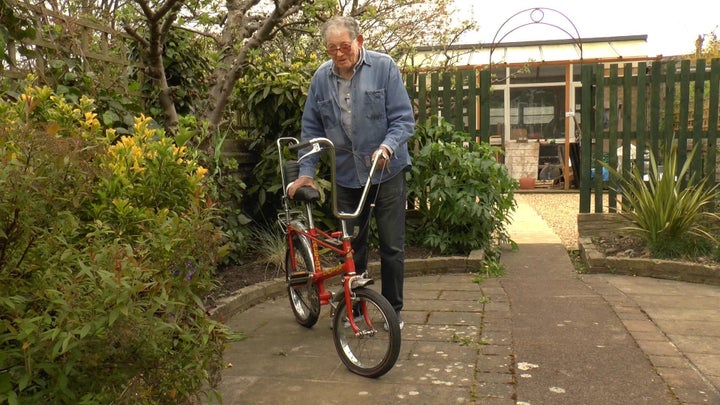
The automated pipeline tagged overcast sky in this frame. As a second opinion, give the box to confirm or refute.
[450,1,720,56]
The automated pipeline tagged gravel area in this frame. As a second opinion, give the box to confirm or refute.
[518,192,720,267]
[515,192,606,251]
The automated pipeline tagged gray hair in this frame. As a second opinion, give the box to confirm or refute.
[320,16,361,43]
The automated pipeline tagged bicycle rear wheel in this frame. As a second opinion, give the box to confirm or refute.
[332,288,401,378]
[285,234,320,328]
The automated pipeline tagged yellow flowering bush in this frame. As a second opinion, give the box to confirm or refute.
[0,85,226,404]
[97,114,208,214]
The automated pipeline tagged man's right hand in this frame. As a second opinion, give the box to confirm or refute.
[287,176,317,199]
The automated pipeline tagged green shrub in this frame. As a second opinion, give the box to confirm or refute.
[601,140,720,259]
[407,117,517,259]
[0,85,227,404]
[233,50,321,223]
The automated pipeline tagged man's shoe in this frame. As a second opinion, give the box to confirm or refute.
[330,303,360,329]
[335,306,361,329]
[343,314,363,328]
[331,314,362,329]
[384,314,404,331]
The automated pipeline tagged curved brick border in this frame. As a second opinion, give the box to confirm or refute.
[209,251,484,321]
[579,236,720,286]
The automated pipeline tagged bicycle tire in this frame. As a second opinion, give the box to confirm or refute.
[332,287,401,378]
[285,233,320,328]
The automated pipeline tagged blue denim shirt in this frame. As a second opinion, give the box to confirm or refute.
[298,49,415,188]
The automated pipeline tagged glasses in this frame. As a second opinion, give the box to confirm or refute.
[325,43,353,55]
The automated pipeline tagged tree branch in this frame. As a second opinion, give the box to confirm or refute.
[123,24,149,47]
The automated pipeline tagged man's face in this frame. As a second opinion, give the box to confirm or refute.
[325,28,363,74]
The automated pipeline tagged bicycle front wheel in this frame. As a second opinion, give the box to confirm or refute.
[332,287,401,378]
[285,234,320,328]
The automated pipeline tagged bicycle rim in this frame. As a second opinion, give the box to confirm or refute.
[285,234,320,328]
[332,288,401,378]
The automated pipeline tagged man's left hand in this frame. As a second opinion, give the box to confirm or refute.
[372,146,390,170]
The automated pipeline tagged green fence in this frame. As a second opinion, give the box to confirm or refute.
[404,58,720,214]
[579,59,720,213]
[404,68,491,142]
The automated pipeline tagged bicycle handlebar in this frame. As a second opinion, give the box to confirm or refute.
[277,137,385,221]
[288,140,311,152]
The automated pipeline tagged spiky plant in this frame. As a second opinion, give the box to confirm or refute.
[250,226,287,278]
[601,141,720,258]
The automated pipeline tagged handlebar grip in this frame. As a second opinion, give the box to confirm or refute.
[288,141,311,152]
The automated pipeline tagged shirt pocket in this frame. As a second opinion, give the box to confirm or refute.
[318,99,339,130]
[363,89,386,121]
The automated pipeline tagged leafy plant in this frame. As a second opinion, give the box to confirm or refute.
[0,85,227,403]
[225,49,342,232]
[407,117,517,261]
[178,118,252,266]
[472,260,506,283]
[600,140,720,259]
[233,49,321,222]
[232,49,318,144]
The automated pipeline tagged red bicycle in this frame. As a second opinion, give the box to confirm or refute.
[276,136,401,378]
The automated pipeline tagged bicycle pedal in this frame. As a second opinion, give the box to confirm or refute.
[287,271,313,286]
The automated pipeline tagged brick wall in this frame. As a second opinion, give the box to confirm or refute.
[504,142,539,180]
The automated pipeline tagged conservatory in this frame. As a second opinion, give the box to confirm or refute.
[406,35,660,188]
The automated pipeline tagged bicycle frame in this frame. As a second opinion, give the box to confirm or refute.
[277,136,384,332]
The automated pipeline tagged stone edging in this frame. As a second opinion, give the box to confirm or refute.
[209,251,484,321]
[579,236,720,286]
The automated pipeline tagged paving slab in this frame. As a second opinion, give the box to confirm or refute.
[587,274,720,403]
[209,199,720,405]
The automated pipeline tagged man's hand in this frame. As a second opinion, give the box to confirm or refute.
[287,176,317,199]
[372,146,391,170]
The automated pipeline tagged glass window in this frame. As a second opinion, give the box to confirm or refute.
[572,63,583,81]
[512,65,566,84]
[508,86,565,141]
[489,89,504,134]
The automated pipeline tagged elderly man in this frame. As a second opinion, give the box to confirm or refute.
[288,16,415,329]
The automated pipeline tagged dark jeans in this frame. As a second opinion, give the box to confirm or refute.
[336,172,406,313]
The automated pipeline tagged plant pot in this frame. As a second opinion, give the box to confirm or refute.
[519,177,536,189]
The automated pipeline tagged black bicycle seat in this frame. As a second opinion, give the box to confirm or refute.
[293,186,320,203]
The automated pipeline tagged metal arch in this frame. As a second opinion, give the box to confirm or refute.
[488,7,584,66]
[486,8,585,192]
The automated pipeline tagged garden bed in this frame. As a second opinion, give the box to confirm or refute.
[577,213,720,286]
[579,236,720,286]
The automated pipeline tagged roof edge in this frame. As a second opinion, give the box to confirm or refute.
[415,34,648,52]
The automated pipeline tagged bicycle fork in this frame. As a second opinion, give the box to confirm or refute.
[330,273,377,335]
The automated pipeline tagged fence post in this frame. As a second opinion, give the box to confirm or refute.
[479,69,491,143]
[579,64,594,213]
